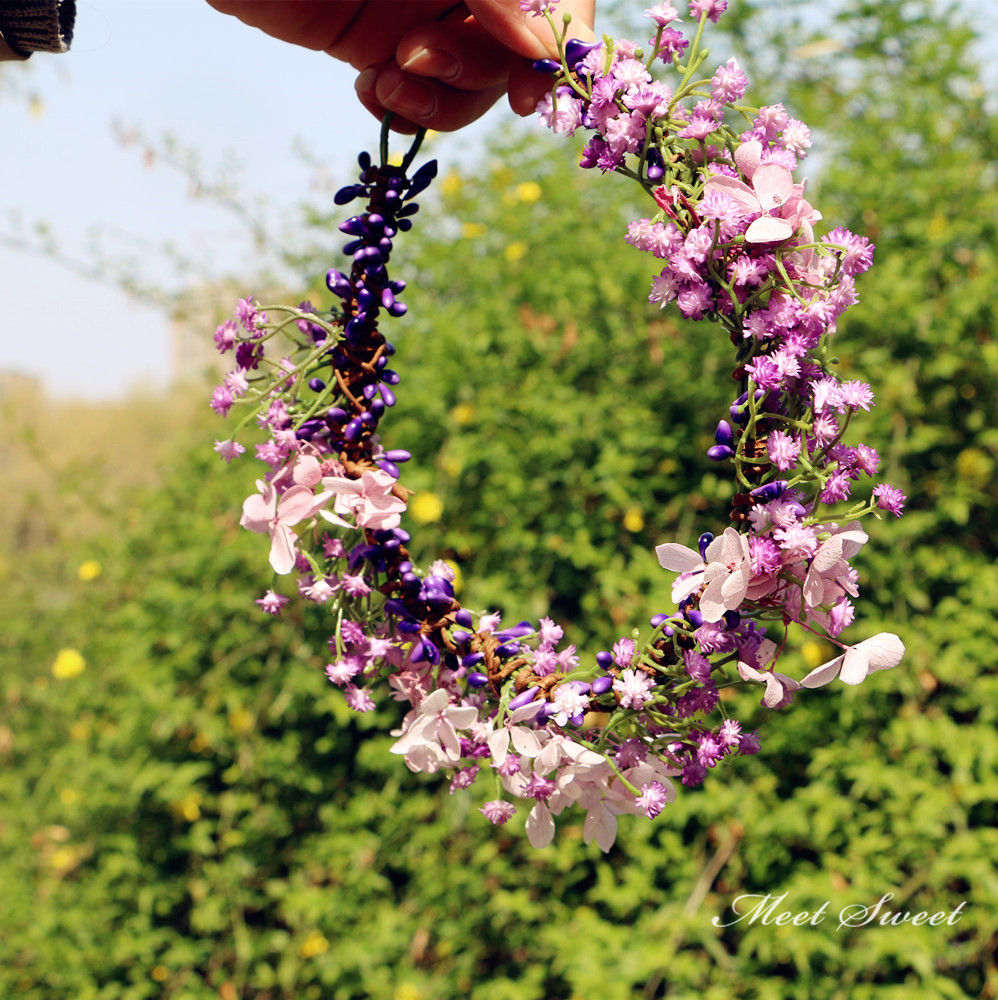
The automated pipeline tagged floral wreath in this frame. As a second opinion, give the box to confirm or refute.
[211,0,906,851]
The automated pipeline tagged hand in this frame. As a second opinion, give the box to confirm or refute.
[206,1,596,132]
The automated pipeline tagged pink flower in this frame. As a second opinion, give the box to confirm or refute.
[240,480,332,575]
[480,800,516,825]
[800,633,905,688]
[214,439,245,463]
[704,146,821,244]
[255,589,288,615]
[320,468,407,531]
[613,669,655,709]
[645,3,680,26]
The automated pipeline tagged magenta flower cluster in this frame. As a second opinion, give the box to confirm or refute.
[212,2,905,851]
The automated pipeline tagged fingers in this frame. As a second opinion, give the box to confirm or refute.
[466,0,597,120]
[466,0,597,59]
[355,61,508,133]
[395,19,515,93]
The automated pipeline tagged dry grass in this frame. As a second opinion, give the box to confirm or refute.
[0,382,211,575]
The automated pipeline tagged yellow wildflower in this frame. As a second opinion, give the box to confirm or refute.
[52,649,85,679]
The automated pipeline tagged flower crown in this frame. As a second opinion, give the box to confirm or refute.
[212,0,905,851]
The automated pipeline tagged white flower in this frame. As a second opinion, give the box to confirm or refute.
[656,527,752,622]
[487,701,544,766]
[389,689,478,763]
[800,633,905,688]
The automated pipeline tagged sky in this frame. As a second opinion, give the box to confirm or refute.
[0,1,505,399]
[1,1,994,399]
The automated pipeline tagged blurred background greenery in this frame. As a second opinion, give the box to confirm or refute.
[1,1,996,997]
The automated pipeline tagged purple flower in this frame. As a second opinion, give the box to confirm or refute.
[873,483,907,517]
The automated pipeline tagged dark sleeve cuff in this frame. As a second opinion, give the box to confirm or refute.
[0,0,75,56]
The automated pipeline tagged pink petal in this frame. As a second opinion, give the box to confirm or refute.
[525,802,555,849]
[720,567,750,608]
[752,163,794,209]
[745,215,794,244]
[734,139,763,179]
[761,671,799,708]
[269,524,298,575]
[488,729,511,765]
[583,803,618,853]
[293,455,323,487]
[511,726,542,759]
[837,522,869,559]
[672,573,705,604]
[418,689,450,715]
[800,654,845,689]
[240,493,275,534]
[655,542,703,573]
[811,537,844,574]
[447,705,479,730]
[277,485,322,527]
[801,569,826,609]
[837,645,870,686]
[698,578,728,622]
[703,174,761,215]
[853,633,905,673]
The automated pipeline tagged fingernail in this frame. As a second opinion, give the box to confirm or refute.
[384,79,436,121]
[400,46,461,82]
[355,67,378,97]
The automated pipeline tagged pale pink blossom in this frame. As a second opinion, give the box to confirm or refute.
[801,522,867,609]
[656,527,752,622]
[320,467,407,531]
[488,701,544,766]
[704,150,820,243]
[390,689,479,763]
[240,479,332,574]
[734,638,798,708]
[800,633,905,688]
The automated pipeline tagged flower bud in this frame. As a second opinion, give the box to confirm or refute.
[591,676,613,695]
[467,672,488,688]
[334,184,364,205]
[714,420,734,447]
[509,687,540,711]
[698,532,714,558]
[596,650,614,669]
[462,652,485,668]
[750,480,788,502]
[708,444,735,461]
[455,609,474,628]
[339,216,368,236]
[565,38,600,68]
[405,160,438,200]
[532,57,561,74]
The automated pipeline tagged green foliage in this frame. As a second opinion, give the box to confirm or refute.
[1,2,996,998]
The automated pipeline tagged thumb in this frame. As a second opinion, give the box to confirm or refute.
[465,0,597,61]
